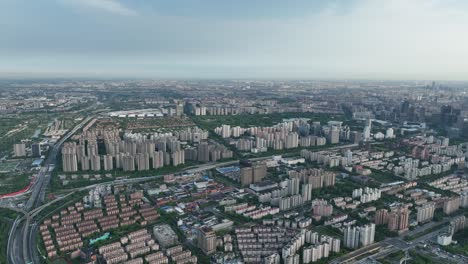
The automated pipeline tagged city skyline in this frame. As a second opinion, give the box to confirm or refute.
[2,1,468,262]
[1,79,468,263]
[2,0,468,80]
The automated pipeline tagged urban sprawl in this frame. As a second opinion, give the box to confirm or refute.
[1,80,468,264]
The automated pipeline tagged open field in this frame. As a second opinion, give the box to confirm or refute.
[0,172,31,195]
[0,112,83,157]
[0,161,19,173]
[0,114,51,156]
[368,170,403,184]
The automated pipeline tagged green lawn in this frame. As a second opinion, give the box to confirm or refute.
[368,170,402,184]
[380,250,452,264]
[313,225,342,237]
[0,173,31,195]
[444,228,468,256]
[408,250,450,264]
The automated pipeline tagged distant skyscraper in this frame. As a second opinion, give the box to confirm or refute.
[285,132,299,148]
[343,226,360,249]
[440,105,461,127]
[198,142,210,162]
[416,203,435,223]
[241,162,266,186]
[363,118,371,141]
[375,209,389,225]
[81,156,90,170]
[288,178,300,196]
[176,103,184,116]
[388,207,409,232]
[344,223,375,249]
[350,131,362,144]
[197,226,216,255]
[152,151,164,169]
[62,142,78,172]
[171,150,185,166]
[443,196,461,215]
[240,167,253,186]
[449,215,466,234]
[103,154,114,171]
[252,162,267,183]
[328,127,340,144]
[31,143,41,157]
[302,183,313,202]
[401,100,410,115]
[221,125,231,138]
[136,153,150,171]
[122,154,135,171]
[90,154,101,171]
[14,143,26,157]
[345,149,353,164]
[385,128,394,139]
[359,223,375,247]
[312,122,321,136]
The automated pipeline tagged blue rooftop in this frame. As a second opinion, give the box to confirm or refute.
[32,159,43,166]
[216,166,240,174]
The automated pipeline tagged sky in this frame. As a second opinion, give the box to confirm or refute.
[1,0,468,80]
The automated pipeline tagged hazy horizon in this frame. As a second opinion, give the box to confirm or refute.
[2,0,468,80]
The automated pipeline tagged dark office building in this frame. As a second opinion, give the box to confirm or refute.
[440,105,461,126]
[32,143,41,157]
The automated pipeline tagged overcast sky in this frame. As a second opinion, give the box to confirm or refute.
[1,0,468,80]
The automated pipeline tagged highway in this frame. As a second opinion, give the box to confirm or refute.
[5,125,358,264]
[332,218,454,264]
[7,116,93,264]
[4,143,215,263]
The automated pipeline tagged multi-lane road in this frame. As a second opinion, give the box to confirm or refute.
[3,120,228,264]
[331,218,457,264]
[7,116,93,264]
[5,128,456,264]
[5,126,358,264]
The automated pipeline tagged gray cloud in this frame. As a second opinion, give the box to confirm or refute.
[1,0,468,79]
